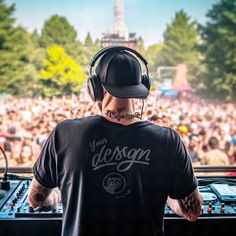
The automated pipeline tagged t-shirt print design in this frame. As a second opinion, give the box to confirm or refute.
[90,138,151,173]
[90,137,151,195]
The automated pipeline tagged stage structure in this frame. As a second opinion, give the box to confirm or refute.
[157,64,192,95]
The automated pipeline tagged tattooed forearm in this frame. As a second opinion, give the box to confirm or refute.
[28,178,61,211]
[167,189,202,222]
[178,192,199,220]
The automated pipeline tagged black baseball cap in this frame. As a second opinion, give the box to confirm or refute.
[95,51,149,99]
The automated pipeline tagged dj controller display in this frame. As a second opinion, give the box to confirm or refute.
[0,178,236,235]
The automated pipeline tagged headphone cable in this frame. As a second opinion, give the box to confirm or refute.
[140,99,145,120]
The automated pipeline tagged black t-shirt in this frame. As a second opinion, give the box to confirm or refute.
[33,115,197,236]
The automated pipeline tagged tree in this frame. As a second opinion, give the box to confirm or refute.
[84,32,93,47]
[40,15,77,48]
[161,10,202,83]
[40,46,87,97]
[144,44,163,78]
[200,0,236,101]
[0,0,36,96]
[40,15,86,70]
[136,36,145,55]
[81,34,101,72]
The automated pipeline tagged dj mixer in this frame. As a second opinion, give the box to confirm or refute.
[0,178,236,235]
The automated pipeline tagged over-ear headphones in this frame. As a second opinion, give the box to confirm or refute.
[87,46,151,102]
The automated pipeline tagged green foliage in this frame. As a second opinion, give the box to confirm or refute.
[200,0,236,101]
[65,40,85,65]
[84,32,93,47]
[81,35,101,72]
[0,0,39,96]
[39,14,87,69]
[0,0,98,97]
[161,10,202,83]
[136,36,145,55]
[144,44,163,78]
[40,46,87,97]
[0,0,15,47]
[40,15,77,47]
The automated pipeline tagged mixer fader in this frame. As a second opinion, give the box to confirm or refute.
[0,180,63,219]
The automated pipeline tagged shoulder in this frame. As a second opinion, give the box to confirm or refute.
[158,125,182,142]
[208,149,226,157]
[55,116,98,130]
[145,122,182,145]
[145,122,179,136]
[216,149,228,158]
[52,116,99,137]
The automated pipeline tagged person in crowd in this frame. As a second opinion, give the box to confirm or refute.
[201,136,229,166]
[188,134,201,165]
[227,150,236,176]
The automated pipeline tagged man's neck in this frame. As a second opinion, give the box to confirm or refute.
[102,108,141,125]
[101,93,143,125]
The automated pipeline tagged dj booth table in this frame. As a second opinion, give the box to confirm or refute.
[0,167,236,236]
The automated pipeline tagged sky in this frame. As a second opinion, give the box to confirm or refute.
[5,0,218,47]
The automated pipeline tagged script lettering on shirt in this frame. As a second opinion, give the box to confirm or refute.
[90,138,108,152]
[92,144,151,172]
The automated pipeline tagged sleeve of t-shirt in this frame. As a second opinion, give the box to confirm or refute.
[33,129,57,188]
[168,129,198,199]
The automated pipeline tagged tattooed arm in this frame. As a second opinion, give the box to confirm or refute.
[28,177,61,211]
[167,188,203,222]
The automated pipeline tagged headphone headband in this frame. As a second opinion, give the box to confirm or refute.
[87,46,151,101]
[89,46,149,76]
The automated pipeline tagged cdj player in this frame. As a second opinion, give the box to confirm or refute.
[0,177,236,235]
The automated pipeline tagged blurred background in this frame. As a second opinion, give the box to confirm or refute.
[0,0,235,176]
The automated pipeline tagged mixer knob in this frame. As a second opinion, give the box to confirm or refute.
[207,204,212,213]
[9,203,14,210]
[221,203,225,213]
[12,197,17,204]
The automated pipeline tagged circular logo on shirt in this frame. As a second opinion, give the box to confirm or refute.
[103,173,126,194]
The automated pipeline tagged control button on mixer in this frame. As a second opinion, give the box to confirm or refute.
[221,203,225,213]
[207,203,212,213]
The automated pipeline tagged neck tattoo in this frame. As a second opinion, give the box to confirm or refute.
[105,109,141,122]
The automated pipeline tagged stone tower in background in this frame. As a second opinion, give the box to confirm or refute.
[101,0,137,49]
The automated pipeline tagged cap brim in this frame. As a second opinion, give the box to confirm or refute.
[103,84,149,99]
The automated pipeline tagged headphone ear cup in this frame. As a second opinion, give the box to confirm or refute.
[87,75,104,102]
[87,76,96,101]
[141,74,151,91]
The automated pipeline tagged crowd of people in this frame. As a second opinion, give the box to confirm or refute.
[0,91,236,175]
